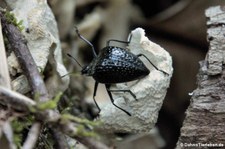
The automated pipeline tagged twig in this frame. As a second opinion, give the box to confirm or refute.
[50,129,70,149]
[2,122,17,149]
[22,122,41,149]
[76,137,111,149]
[0,20,11,89]
[0,86,36,110]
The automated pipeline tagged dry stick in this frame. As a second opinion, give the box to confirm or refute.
[0,19,16,149]
[0,86,36,110]
[22,122,41,149]
[50,129,70,149]
[76,137,112,149]
[0,12,109,149]
[0,21,11,89]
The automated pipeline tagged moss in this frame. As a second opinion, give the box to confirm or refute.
[35,127,54,149]
[4,11,25,31]
[61,113,101,126]
[35,92,62,112]
[29,92,62,113]
[76,125,98,138]
[61,113,101,138]
[11,115,35,148]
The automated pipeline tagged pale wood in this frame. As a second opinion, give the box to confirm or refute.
[0,20,11,89]
[0,19,16,149]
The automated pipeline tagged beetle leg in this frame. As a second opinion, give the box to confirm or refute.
[137,54,169,75]
[106,34,132,47]
[93,82,101,112]
[106,39,129,47]
[105,84,131,116]
[106,88,137,101]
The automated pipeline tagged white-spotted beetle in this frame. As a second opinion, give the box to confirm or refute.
[69,27,168,116]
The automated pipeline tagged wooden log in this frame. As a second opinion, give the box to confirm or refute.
[176,6,225,148]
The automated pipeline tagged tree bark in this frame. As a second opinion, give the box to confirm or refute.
[176,6,225,148]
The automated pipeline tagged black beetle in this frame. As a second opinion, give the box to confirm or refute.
[69,27,168,116]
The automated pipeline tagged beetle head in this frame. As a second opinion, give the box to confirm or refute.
[81,65,93,76]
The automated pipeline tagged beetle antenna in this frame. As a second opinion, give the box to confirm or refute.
[74,26,97,57]
[67,53,82,68]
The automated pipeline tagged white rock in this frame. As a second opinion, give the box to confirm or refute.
[98,28,173,133]
[6,0,69,96]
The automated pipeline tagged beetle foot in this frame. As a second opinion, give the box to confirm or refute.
[129,91,137,101]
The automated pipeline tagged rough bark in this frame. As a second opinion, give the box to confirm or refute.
[176,6,225,148]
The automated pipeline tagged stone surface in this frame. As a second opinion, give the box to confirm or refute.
[98,28,173,133]
[6,0,69,96]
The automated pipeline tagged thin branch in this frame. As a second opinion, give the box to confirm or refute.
[2,122,17,149]
[22,122,41,149]
[0,19,11,89]
[0,86,36,111]
[76,137,111,149]
[50,129,70,149]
